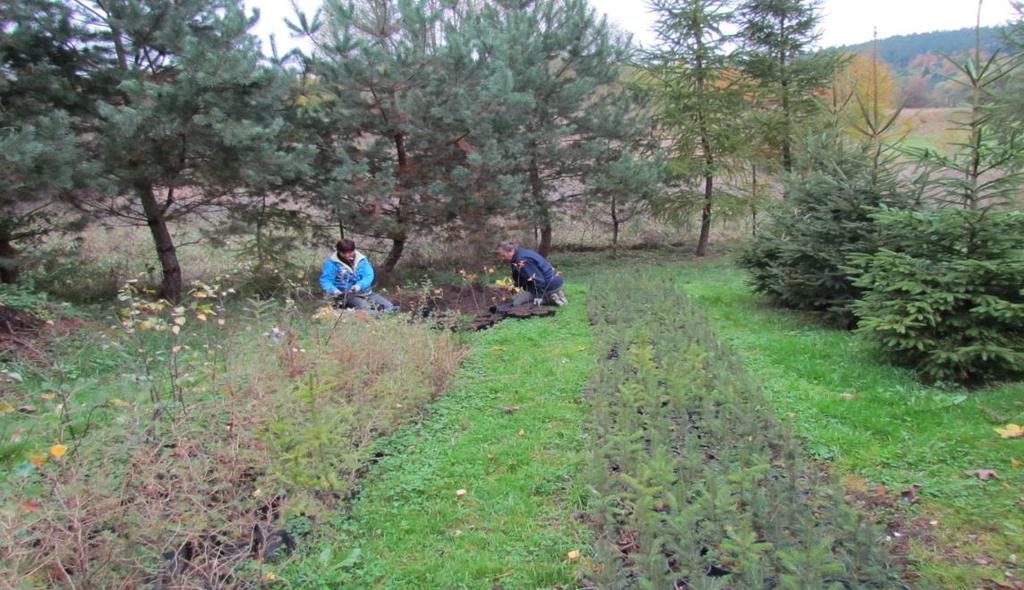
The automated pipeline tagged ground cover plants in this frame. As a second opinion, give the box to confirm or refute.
[584,271,898,588]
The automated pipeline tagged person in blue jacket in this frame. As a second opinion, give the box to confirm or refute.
[319,239,397,314]
[496,240,567,307]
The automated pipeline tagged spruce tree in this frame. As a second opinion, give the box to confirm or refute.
[644,0,746,257]
[67,0,308,301]
[736,0,839,175]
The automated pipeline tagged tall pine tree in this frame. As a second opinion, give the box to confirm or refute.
[0,0,93,283]
[479,0,638,255]
[68,0,308,301]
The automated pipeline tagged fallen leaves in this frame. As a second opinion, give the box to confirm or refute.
[455,489,467,498]
[964,469,999,481]
[0,401,14,413]
[566,550,580,560]
[27,452,48,467]
[49,444,68,459]
[996,424,1024,439]
[1013,459,1023,469]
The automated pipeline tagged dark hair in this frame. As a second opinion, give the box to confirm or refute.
[336,238,356,253]
[496,240,517,253]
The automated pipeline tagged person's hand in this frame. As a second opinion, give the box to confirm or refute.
[350,285,361,293]
[533,297,543,306]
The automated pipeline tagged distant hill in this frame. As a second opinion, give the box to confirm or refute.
[835,27,1011,108]
[837,26,1007,67]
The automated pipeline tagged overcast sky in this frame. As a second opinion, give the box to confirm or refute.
[246,0,1020,55]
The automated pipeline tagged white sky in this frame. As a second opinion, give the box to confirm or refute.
[246,0,1020,55]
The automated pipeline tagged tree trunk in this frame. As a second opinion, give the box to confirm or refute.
[0,237,20,284]
[528,158,553,256]
[382,236,405,275]
[696,173,713,257]
[751,164,759,237]
[610,194,620,253]
[138,183,183,301]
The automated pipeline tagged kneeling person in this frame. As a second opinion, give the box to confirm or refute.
[320,239,397,314]
[496,240,568,307]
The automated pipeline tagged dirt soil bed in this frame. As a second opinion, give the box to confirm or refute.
[389,283,513,316]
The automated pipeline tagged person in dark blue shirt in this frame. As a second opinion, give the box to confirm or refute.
[496,240,567,307]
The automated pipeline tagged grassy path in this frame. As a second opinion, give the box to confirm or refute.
[283,284,594,589]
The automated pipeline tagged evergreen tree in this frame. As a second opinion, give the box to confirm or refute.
[644,0,746,257]
[479,0,638,255]
[67,0,309,301]
[738,133,915,326]
[0,0,93,283]
[736,0,839,175]
[300,0,522,272]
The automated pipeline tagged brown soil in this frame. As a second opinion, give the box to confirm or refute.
[0,306,84,361]
[388,283,513,316]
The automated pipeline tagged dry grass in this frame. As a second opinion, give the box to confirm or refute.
[0,296,463,588]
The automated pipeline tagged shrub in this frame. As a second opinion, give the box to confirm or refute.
[849,208,1024,383]
[739,136,915,326]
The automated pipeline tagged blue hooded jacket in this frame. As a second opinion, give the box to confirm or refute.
[510,248,564,296]
[320,250,375,295]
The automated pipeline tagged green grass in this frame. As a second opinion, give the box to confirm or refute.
[665,255,1024,588]
[282,283,594,589]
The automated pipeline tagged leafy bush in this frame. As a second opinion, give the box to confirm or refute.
[849,208,1024,384]
[739,137,915,326]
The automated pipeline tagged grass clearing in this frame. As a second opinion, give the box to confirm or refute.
[282,283,594,589]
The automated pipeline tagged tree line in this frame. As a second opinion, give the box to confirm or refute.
[2,0,854,301]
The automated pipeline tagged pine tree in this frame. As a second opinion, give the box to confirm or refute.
[644,0,746,257]
[479,0,637,255]
[736,0,839,175]
[299,0,522,272]
[0,0,93,283]
[67,0,309,301]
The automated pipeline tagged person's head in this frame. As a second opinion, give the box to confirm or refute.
[496,240,517,262]
[336,238,356,263]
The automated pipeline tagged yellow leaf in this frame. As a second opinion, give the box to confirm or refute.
[1012,459,1023,469]
[0,401,14,414]
[193,291,208,299]
[108,398,131,407]
[517,429,525,437]
[996,424,1024,439]
[174,317,186,326]
[49,444,68,459]
[171,325,181,335]
[455,489,467,497]
[196,313,207,322]
[567,550,581,560]
[27,452,48,467]
[171,345,182,353]
[263,571,277,582]
[40,392,57,401]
